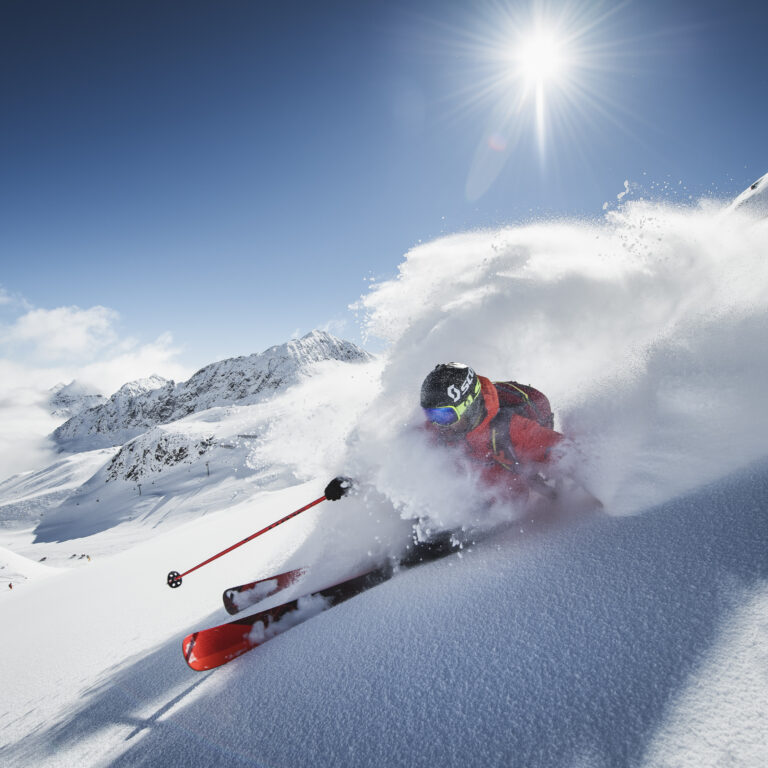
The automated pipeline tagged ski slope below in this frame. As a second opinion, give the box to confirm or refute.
[1,193,767,766]
[1,464,766,768]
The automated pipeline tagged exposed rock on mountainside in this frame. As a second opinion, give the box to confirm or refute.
[53,331,370,450]
[104,431,216,482]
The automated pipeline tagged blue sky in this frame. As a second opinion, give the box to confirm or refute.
[1,0,767,379]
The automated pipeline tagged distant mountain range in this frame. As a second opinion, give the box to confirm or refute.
[52,330,371,451]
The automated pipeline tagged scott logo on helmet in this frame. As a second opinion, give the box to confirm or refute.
[446,368,475,403]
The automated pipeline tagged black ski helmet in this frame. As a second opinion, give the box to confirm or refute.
[420,363,477,408]
[420,363,483,428]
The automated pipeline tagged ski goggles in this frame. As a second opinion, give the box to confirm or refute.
[423,378,482,427]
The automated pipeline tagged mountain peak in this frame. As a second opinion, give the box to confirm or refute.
[48,380,108,419]
[113,375,171,398]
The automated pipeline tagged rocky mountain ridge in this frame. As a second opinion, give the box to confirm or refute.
[53,330,370,451]
[104,430,216,483]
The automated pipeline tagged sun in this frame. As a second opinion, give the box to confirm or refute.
[451,1,629,199]
[508,24,573,154]
[516,29,568,86]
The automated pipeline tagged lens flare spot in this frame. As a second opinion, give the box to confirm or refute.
[488,133,508,152]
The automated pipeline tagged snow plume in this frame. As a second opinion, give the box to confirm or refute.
[248,593,331,646]
[352,200,768,517]
[249,358,385,486]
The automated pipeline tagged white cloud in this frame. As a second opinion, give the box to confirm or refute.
[0,360,66,478]
[0,284,32,311]
[0,299,193,479]
[0,305,120,361]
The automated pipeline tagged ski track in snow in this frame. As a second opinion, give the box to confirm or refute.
[1,194,767,766]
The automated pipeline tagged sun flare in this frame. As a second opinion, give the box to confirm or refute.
[457,1,628,199]
[508,25,573,154]
[516,30,568,85]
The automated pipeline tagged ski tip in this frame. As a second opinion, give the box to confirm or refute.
[182,632,199,667]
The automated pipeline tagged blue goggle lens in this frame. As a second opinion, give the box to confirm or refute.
[423,406,459,426]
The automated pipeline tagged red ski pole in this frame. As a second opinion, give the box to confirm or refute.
[167,495,326,588]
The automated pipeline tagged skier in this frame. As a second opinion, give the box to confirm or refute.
[419,362,568,499]
[176,367,590,669]
[326,363,566,503]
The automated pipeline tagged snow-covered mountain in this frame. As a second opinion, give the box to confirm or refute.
[51,374,172,449]
[48,380,108,419]
[728,170,768,218]
[26,341,381,543]
[52,330,370,450]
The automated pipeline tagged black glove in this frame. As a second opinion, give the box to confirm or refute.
[325,476,354,501]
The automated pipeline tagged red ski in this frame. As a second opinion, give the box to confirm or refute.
[182,521,541,672]
[222,567,307,615]
[183,567,392,671]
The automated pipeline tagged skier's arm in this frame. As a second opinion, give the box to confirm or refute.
[508,414,565,465]
[510,416,602,506]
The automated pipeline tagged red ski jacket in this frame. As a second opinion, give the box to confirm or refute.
[461,376,565,497]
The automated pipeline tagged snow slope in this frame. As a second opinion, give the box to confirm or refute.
[0,544,56,588]
[1,183,767,767]
[0,449,117,531]
[1,465,766,768]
